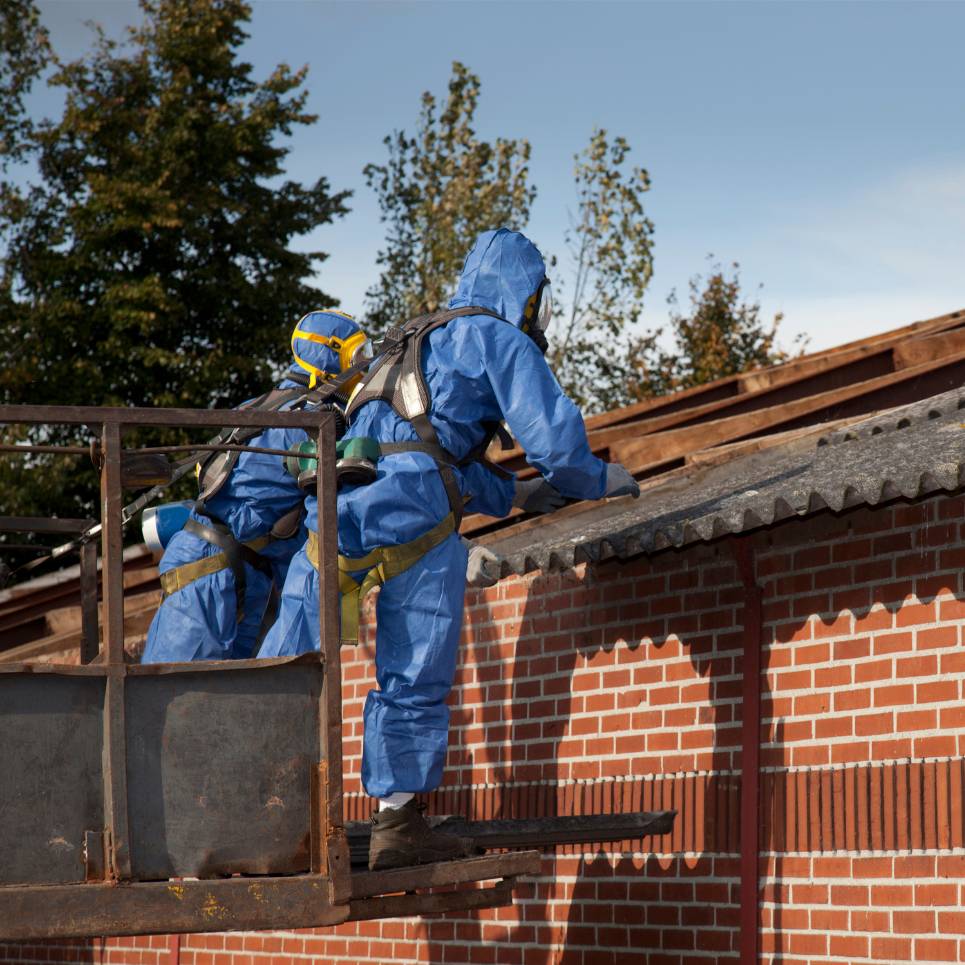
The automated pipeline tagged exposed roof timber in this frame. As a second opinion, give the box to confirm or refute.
[581,307,965,433]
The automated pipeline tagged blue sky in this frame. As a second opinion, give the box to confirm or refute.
[34,0,965,352]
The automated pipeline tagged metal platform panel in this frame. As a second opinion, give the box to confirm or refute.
[125,661,323,879]
[0,671,105,886]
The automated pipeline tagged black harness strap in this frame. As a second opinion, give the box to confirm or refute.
[184,516,272,621]
[345,305,508,525]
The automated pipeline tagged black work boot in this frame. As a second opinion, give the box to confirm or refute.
[368,800,476,871]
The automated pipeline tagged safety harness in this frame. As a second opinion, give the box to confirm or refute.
[317,305,515,642]
[344,305,513,523]
[159,383,343,618]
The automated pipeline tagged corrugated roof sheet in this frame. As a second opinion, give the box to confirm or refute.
[483,387,965,576]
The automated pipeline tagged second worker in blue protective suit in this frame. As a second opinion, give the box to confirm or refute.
[259,229,639,869]
[141,310,370,663]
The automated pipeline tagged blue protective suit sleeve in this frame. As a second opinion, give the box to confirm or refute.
[474,322,607,500]
[460,460,515,518]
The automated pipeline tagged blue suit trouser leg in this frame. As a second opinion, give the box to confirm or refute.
[257,547,321,658]
[141,566,270,663]
[361,532,468,798]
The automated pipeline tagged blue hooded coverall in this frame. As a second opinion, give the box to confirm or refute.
[141,311,364,663]
[259,230,608,797]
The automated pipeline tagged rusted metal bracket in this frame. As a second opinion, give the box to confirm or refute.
[348,876,520,922]
[350,850,541,902]
[83,830,108,882]
[0,874,348,940]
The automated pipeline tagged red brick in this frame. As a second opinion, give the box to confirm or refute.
[896,601,937,627]
[854,607,892,633]
[873,630,912,655]
[937,910,965,933]
[893,855,937,877]
[917,625,958,649]
[855,658,894,683]
[896,653,938,677]
[834,688,871,711]
[812,856,851,877]
[852,856,893,878]
[815,715,852,739]
[917,679,959,703]
[892,910,935,933]
[915,735,958,757]
[831,885,869,905]
[897,708,937,730]
[871,884,913,905]
[850,909,889,931]
[829,935,868,958]
[913,938,957,963]
[875,683,915,707]
[831,740,870,764]
[855,712,894,736]
[915,884,958,906]
[870,936,912,961]
[814,664,851,687]
[792,883,828,904]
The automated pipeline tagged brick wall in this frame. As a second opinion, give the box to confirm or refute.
[4,491,965,964]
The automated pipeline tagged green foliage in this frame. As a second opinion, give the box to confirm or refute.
[0,0,49,176]
[0,0,348,517]
[549,129,656,414]
[652,260,806,395]
[364,61,535,333]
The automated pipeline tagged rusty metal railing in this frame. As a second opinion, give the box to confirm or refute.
[0,403,351,936]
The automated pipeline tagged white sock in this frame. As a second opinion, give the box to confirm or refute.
[378,792,414,811]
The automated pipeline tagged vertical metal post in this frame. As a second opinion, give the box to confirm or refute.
[315,413,349,894]
[100,419,132,878]
[79,537,99,664]
[736,539,762,965]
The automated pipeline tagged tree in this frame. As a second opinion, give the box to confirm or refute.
[549,129,656,414]
[0,0,349,518]
[364,61,535,333]
[0,0,50,208]
[652,260,805,395]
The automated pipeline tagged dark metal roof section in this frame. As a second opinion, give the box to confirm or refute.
[487,387,965,576]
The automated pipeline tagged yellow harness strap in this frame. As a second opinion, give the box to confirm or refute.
[159,535,271,598]
[306,513,456,644]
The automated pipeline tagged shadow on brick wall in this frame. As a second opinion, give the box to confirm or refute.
[422,497,965,963]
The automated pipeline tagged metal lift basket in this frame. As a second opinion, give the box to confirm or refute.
[0,404,672,940]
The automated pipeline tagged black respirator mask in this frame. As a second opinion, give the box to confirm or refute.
[520,278,552,354]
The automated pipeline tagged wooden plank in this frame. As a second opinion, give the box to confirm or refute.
[579,307,965,435]
[609,351,965,472]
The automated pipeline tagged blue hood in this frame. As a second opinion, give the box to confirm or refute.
[448,228,546,328]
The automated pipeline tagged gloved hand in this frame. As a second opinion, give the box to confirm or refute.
[512,476,566,514]
[465,541,504,588]
[604,462,640,499]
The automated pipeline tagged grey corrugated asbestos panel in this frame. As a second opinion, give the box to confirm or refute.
[489,387,965,576]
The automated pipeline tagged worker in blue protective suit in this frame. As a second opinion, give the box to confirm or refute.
[141,310,370,664]
[259,229,639,869]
